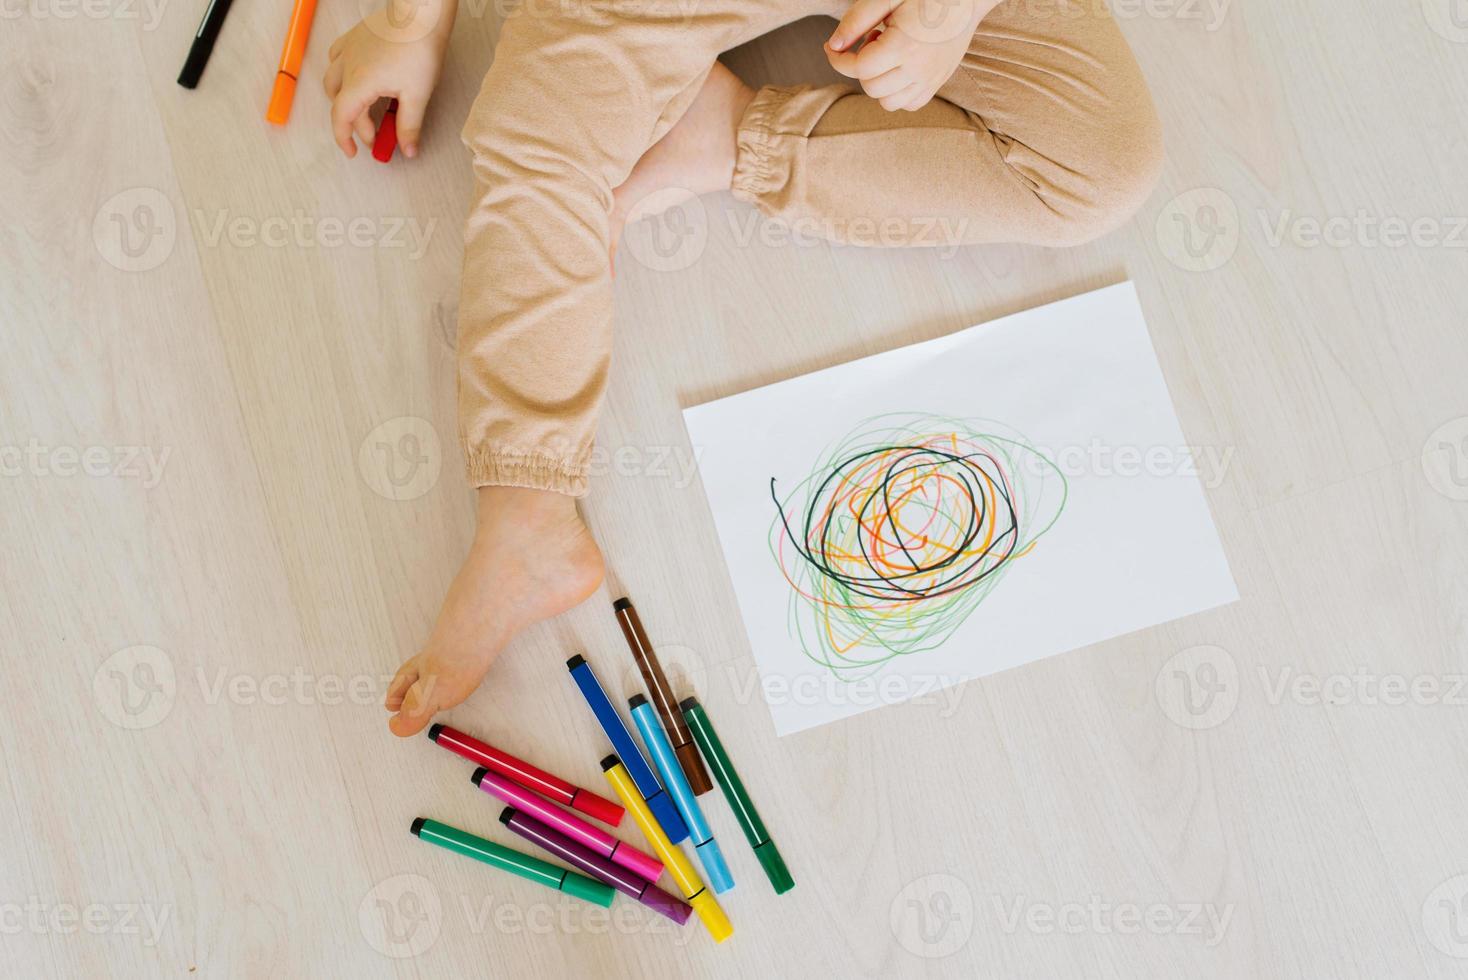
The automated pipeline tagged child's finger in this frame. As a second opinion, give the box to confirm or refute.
[354,111,377,149]
[388,676,439,736]
[332,80,380,156]
[860,66,913,100]
[828,0,901,51]
[394,95,429,157]
[879,82,922,112]
[322,57,344,100]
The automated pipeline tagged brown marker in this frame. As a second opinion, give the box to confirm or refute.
[613,596,713,795]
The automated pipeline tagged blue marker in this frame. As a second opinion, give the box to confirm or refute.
[630,695,735,893]
[566,655,690,843]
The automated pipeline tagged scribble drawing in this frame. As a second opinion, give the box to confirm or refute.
[769,413,1068,680]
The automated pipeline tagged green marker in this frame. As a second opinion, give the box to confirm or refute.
[680,698,795,894]
[410,818,614,908]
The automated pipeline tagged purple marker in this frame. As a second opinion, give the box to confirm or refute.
[472,767,664,883]
[500,808,692,925]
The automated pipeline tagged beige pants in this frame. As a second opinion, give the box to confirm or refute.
[456,0,1163,495]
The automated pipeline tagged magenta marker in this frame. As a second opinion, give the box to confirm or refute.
[472,767,664,883]
[500,808,692,925]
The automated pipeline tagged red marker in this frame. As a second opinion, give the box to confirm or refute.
[372,99,398,162]
[427,723,624,827]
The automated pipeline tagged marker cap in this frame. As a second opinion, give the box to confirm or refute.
[754,840,794,895]
[266,73,296,125]
[688,891,733,943]
[641,885,694,926]
[559,870,616,908]
[697,837,735,894]
[646,792,689,846]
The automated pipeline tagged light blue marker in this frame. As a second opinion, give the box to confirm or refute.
[630,695,735,893]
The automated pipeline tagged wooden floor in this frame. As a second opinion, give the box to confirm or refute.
[6,0,1468,975]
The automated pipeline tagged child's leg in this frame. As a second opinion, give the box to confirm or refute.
[731,0,1163,247]
[387,0,831,736]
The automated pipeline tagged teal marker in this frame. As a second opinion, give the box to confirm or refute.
[630,695,735,893]
[410,817,614,907]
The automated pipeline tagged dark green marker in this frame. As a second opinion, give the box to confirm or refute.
[679,698,795,894]
[410,817,615,907]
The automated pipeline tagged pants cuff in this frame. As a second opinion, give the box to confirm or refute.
[731,85,802,207]
[465,450,589,497]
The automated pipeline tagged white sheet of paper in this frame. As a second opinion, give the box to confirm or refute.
[683,282,1239,736]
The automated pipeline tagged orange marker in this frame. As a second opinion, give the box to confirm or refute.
[265,0,318,125]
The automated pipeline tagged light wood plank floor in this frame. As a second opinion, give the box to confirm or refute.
[5,0,1468,976]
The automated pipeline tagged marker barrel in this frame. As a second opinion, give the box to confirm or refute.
[681,698,794,895]
[631,698,734,893]
[603,756,733,943]
[567,654,690,843]
[473,767,662,883]
[410,817,614,908]
[613,597,714,795]
[501,808,692,925]
[429,723,624,827]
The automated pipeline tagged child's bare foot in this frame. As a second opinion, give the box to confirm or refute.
[610,61,756,255]
[385,486,604,736]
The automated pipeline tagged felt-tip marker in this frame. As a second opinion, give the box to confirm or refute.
[499,807,692,925]
[428,722,624,827]
[603,755,732,943]
[631,695,734,893]
[410,817,614,908]
[566,654,690,843]
[681,697,794,895]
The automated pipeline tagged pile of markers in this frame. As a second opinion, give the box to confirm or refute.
[412,597,793,943]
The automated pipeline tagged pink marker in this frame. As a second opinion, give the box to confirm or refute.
[472,767,664,883]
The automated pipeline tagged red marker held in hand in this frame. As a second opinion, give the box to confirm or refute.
[372,99,398,162]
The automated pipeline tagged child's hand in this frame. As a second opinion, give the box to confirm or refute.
[825,0,994,112]
[322,0,455,158]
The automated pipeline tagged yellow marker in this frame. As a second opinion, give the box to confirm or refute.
[602,755,733,943]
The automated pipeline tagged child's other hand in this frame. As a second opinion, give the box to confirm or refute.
[323,0,454,158]
[825,0,992,112]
